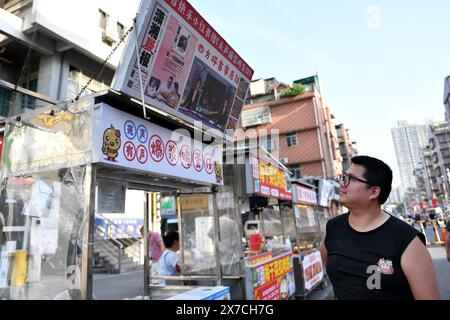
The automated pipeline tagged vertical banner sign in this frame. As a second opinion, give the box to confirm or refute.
[301,250,324,291]
[113,0,254,138]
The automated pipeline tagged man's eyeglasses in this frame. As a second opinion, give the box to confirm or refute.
[339,173,374,188]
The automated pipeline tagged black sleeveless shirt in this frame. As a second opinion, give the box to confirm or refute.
[325,213,426,300]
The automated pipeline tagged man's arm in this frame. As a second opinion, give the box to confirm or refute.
[401,236,440,300]
[159,239,165,253]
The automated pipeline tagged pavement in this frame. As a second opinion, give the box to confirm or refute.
[428,246,450,300]
[93,270,146,300]
[93,240,449,300]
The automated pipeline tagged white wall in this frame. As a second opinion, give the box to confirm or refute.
[32,0,141,66]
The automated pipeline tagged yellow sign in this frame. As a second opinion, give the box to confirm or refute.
[180,194,209,211]
[263,255,291,283]
[11,250,27,286]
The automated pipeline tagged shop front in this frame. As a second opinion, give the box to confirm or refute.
[222,147,297,300]
[291,181,326,299]
[0,91,230,300]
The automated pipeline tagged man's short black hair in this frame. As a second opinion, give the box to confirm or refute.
[163,231,179,248]
[351,155,393,204]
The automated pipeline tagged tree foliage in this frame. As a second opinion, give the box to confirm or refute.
[280,83,307,98]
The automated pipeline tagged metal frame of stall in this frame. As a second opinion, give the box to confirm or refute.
[0,90,227,300]
[290,180,327,300]
[223,146,298,300]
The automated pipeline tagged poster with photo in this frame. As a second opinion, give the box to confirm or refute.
[178,57,237,130]
[113,0,254,138]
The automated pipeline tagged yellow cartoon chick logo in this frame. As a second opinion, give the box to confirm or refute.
[102,124,121,162]
[214,161,223,183]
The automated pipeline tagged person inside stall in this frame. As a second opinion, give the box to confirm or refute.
[156,231,190,285]
[208,211,240,274]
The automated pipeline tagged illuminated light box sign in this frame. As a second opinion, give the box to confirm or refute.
[93,103,223,185]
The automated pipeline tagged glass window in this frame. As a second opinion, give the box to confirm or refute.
[261,203,283,238]
[99,10,107,29]
[294,205,318,231]
[0,166,90,300]
[280,202,297,242]
[216,185,241,276]
[241,106,271,127]
[286,133,298,147]
[117,22,125,39]
[179,194,217,276]
[0,87,12,117]
[289,165,301,179]
[294,204,321,250]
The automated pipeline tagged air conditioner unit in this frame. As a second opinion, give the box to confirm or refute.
[103,19,119,44]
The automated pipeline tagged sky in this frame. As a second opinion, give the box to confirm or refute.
[184,0,450,188]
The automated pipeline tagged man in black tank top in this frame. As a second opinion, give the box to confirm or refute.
[321,156,440,300]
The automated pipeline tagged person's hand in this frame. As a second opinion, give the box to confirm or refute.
[180,263,193,271]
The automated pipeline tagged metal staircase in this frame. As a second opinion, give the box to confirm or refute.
[93,215,143,274]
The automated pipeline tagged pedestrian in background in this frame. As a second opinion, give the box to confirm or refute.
[321,155,440,300]
[446,220,450,262]
[140,226,165,263]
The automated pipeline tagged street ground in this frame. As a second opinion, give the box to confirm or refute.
[93,241,449,300]
[429,246,450,299]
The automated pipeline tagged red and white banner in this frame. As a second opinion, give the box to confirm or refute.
[113,0,254,137]
[92,103,223,185]
[293,185,317,205]
[301,250,324,291]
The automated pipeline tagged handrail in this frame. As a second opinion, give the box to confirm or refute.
[96,213,139,239]
[95,226,124,249]
[94,227,123,271]
[94,217,142,265]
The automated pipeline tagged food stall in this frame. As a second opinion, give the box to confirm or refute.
[291,181,325,299]
[0,0,256,300]
[222,147,297,300]
[0,90,230,300]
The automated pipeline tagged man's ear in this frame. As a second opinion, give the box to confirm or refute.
[369,186,381,201]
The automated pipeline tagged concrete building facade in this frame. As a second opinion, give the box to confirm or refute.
[0,0,139,116]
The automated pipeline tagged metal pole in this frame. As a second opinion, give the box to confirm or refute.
[84,163,97,300]
[211,186,223,286]
[278,200,286,244]
[118,246,122,273]
[143,192,149,295]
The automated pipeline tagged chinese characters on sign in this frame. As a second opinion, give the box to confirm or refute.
[113,0,254,135]
[251,156,292,200]
[247,253,296,300]
[301,251,324,291]
[293,185,317,206]
[95,104,223,185]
